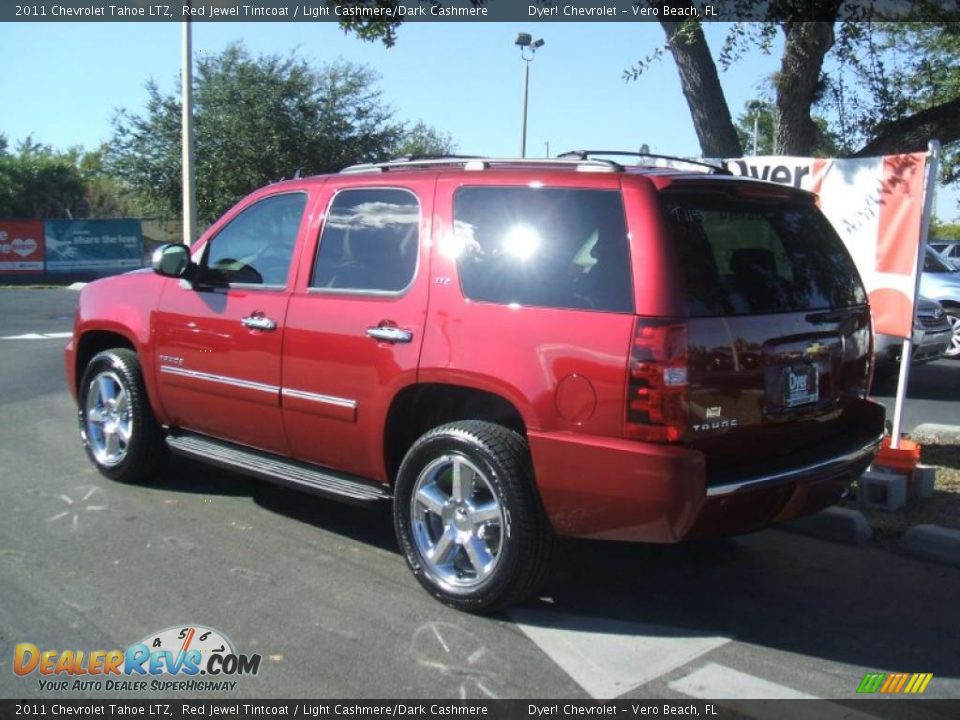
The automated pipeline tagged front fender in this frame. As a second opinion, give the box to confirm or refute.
[71,270,170,423]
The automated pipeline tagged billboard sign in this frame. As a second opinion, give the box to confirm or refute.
[0,220,45,273]
[45,219,144,275]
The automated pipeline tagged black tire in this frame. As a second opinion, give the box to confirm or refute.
[78,348,168,483]
[393,420,552,613]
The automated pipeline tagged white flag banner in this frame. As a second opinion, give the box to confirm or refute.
[724,153,929,339]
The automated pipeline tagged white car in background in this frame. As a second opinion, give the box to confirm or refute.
[920,248,960,358]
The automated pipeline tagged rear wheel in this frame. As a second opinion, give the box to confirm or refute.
[78,349,167,483]
[393,421,551,613]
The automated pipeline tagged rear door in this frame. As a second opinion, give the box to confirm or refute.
[280,180,431,483]
[659,186,882,483]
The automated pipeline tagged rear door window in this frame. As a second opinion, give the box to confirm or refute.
[311,188,420,293]
[452,187,633,313]
[662,194,867,316]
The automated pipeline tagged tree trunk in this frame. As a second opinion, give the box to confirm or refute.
[852,98,960,157]
[659,20,742,158]
[775,20,837,155]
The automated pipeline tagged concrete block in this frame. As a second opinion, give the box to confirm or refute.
[900,525,960,568]
[783,506,873,545]
[910,464,937,500]
[858,471,907,512]
[909,423,960,445]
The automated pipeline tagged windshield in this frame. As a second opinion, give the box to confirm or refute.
[661,193,867,316]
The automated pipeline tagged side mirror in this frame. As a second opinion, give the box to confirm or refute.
[152,244,190,278]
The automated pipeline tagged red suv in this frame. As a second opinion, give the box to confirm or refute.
[65,154,885,612]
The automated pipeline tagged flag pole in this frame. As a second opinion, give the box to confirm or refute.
[889,139,940,448]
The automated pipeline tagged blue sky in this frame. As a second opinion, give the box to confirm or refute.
[2,21,957,220]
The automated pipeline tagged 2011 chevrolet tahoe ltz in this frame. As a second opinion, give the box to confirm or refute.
[65,154,885,612]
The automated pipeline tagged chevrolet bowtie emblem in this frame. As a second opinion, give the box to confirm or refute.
[804,341,826,358]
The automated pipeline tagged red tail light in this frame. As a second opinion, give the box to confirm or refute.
[625,319,688,442]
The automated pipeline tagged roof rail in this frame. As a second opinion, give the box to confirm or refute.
[339,156,623,174]
[558,150,731,175]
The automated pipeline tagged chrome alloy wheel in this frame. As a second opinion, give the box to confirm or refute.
[410,454,505,591]
[946,313,960,358]
[84,370,133,467]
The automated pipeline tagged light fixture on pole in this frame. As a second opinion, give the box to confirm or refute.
[515,32,544,159]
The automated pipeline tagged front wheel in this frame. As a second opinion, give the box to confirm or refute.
[393,421,552,613]
[945,311,960,359]
[78,348,167,483]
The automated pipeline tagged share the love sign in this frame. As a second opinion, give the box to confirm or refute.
[0,220,44,273]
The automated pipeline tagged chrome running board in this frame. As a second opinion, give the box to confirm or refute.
[166,432,391,505]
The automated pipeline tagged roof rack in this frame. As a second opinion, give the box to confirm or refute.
[339,156,624,174]
[558,150,731,175]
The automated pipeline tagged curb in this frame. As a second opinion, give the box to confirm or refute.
[908,423,960,445]
[899,525,960,568]
[781,506,873,546]
[68,282,88,291]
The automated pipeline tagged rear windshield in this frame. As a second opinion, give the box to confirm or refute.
[453,187,633,313]
[662,194,867,316]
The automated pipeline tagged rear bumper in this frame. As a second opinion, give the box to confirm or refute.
[529,424,882,543]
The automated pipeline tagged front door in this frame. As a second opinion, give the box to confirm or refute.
[153,191,309,454]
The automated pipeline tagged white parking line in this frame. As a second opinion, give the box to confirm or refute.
[1,331,73,340]
[670,662,815,699]
[509,609,730,699]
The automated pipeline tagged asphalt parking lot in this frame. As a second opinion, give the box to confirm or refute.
[1,287,959,709]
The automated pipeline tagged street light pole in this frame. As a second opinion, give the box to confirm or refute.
[521,60,529,158]
[748,99,765,156]
[181,10,197,246]
[515,33,544,159]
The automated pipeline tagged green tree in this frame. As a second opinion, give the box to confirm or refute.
[0,137,87,219]
[393,121,457,158]
[931,218,960,242]
[624,5,959,167]
[0,137,142,220]
[108,42,450,225]
[735,100,841,157]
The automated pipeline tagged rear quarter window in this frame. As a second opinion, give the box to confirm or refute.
[452,187,633,313]
[662,194,867,316]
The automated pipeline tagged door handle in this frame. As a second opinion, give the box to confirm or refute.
[241,314,277,331]
[366,326,413,343]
